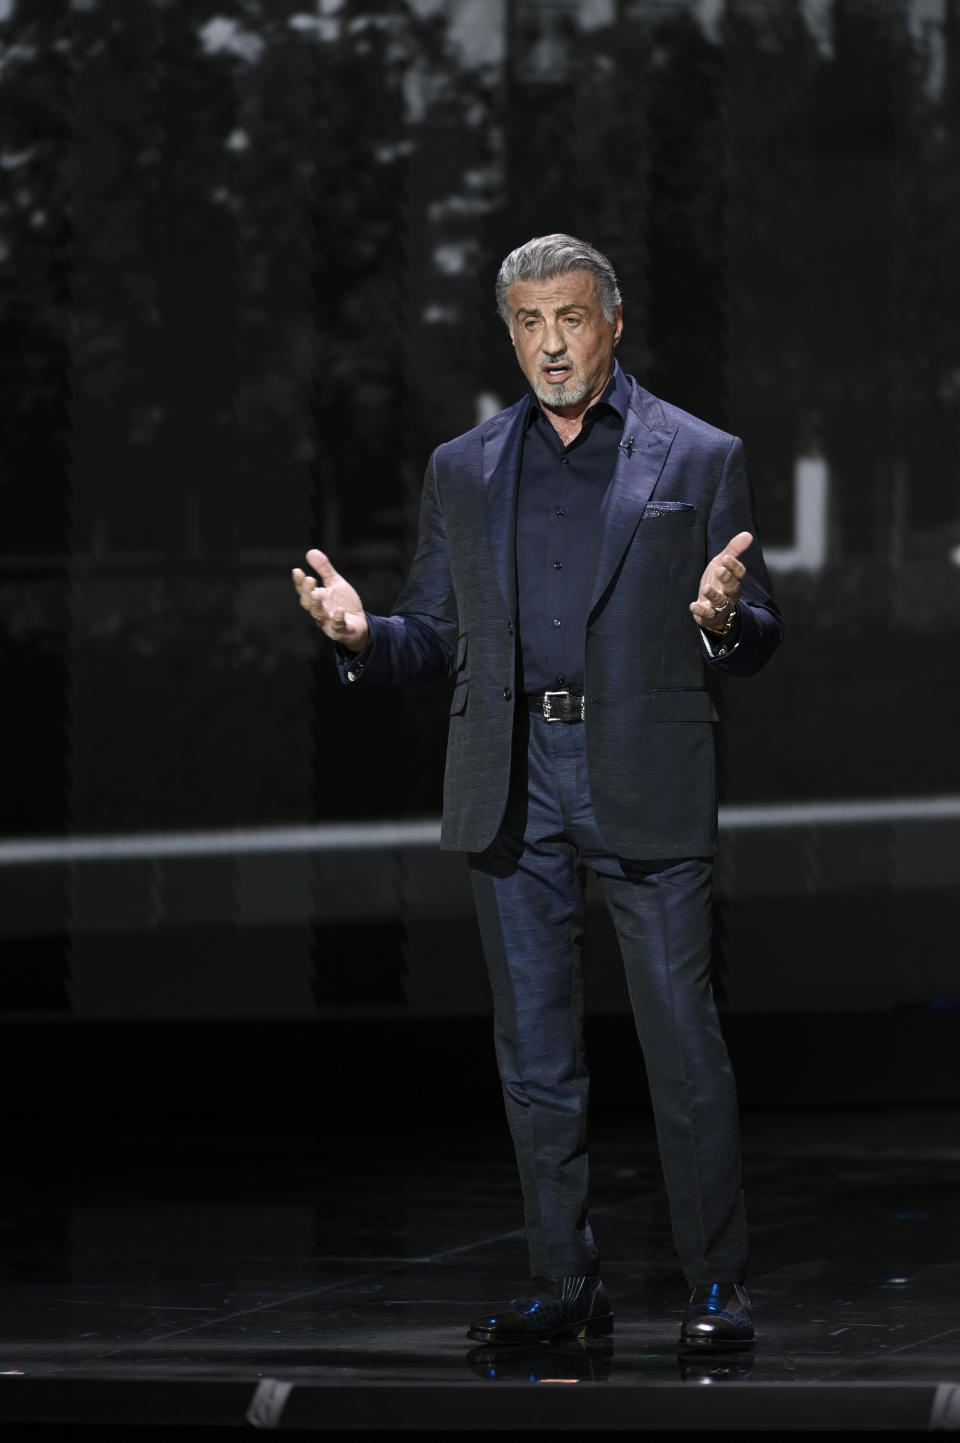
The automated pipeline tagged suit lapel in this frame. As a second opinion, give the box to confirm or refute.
[589,382,678,612]
[481,400,528,617]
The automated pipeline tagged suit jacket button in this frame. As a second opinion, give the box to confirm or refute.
[503,687,512,700]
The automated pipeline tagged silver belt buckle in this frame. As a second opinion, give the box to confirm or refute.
[542,689,584,722]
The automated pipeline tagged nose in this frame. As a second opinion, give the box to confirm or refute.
[542,322,567,356]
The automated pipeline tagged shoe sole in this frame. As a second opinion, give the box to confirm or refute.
[678,1334,755,1352]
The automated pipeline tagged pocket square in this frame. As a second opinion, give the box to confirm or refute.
[644,501,695,517]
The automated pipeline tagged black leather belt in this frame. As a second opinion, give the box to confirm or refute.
[527,690,585,723]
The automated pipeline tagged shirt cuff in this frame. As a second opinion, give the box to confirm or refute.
[337,641,372,682]
[698,615,741,660]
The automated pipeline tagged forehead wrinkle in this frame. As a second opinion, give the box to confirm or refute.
[508,272,599,313]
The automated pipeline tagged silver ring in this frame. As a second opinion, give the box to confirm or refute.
[714,598,731,612]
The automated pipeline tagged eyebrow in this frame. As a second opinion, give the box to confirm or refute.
[514,303,588,319]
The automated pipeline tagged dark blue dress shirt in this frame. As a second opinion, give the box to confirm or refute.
[516,360,631,695]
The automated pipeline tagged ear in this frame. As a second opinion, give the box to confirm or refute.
[613,302,623,347]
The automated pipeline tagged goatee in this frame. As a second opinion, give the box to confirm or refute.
[535,374,588,409]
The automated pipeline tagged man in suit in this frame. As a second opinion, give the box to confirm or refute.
[293,234,782,1351]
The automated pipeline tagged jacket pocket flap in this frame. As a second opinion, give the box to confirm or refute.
[653,689,717,722]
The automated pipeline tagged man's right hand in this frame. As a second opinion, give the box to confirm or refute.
[292,549,370,653]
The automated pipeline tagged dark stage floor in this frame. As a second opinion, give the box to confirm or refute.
[3,1107,960,1433]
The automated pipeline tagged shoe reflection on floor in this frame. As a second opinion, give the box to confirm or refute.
[466,1335,756,1384]
[677,1353,755,1384]
[466,1335,615,1382]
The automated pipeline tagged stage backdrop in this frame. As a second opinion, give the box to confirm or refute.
[2,0,960,1065]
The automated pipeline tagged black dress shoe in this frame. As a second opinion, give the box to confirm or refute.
[467,1275,613,1345]
[679,1279,754,1351]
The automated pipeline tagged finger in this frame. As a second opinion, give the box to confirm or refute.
[296,572,317,608]
[305,548,337,585]
[723,531,753,561]
[313,601,342,633]
[307,587,328,620]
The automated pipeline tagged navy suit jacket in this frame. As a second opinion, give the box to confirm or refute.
[340,376,783,857]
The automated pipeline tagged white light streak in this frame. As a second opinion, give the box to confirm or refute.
[3,797,960,867]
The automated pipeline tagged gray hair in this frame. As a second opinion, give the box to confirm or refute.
[495,233,622,328]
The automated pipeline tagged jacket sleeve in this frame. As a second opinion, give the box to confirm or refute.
[333,448,458,687]
[701,436,784,678]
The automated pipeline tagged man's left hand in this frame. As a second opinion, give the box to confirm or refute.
[690,531,753,633]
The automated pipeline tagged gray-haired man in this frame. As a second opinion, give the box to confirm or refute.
[294,234,782,1350]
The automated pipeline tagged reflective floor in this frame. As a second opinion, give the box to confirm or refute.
[3,1107,960,1431]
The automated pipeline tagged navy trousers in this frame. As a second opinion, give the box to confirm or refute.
[468,709,748,1288]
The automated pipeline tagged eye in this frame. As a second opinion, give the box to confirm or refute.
[565,314,581,326]
[523,317,539,330]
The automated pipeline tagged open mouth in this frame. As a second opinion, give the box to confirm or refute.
[542,364,572,383]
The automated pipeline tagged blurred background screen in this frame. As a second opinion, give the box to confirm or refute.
[2,0,959,1111]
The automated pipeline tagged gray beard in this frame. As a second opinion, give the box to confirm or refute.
[534,372,588,409]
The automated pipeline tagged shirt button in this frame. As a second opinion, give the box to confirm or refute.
[555,507,565,516]
[503,686,512,700]
[553,618,561,628]
[506,622,514,635]
[556,675,565,686]
[560,456,569,466]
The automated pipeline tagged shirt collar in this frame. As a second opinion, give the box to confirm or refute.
[606,358,631,419]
